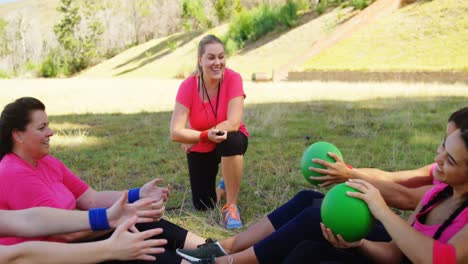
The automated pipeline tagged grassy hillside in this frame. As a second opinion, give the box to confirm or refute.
[0,0,60,35]
[302,0,468,72]
[79,8,353,80]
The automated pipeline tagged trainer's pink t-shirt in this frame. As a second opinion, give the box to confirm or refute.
[0,153,89,245]
[176,68,249,153]
[413,184,467,243]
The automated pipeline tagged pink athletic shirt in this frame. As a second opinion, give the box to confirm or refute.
[176,68,249,153]
[412,184,467,243]
[0,153,89,245]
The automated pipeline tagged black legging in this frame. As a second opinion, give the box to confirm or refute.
[186,131,248,210]
[89,219,188,264]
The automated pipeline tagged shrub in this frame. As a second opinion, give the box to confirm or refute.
[39,54,59,78]
[315,0,328,15]
[351,0,369,10]
[0,69,10,79]
[224,1,299,54]
[279,1,298,27]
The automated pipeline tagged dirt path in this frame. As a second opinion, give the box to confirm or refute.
[274,0,402,81]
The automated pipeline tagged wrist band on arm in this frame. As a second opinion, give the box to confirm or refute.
[433,240,456,264]
[128,188,140,203]
[200,130,209,142]
[346,163,353,169]
[89,208,110,231]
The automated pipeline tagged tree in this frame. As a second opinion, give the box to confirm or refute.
[215,0,242,23]
[181,0,211,31]
[53,0,103,74]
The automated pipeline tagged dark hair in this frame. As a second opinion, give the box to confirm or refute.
[448,106,468,128]
[195,34,224,75]
[0,97,45,160]
[461,123,468,149]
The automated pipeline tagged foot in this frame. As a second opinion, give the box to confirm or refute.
[222,203,243,229]
[216,178,226,202]
[177,239,227,262]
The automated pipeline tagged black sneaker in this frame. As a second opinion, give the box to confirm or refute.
[188,255,215,264]
[176,238,227,262]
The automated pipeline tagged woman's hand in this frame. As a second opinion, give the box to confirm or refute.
[140,178,170,203]
[208,129,227,143]
[309,152,352,187]
[320,222,363,248]
[345,179,391,220]
[106,216,167,261]
[107,192,166,228]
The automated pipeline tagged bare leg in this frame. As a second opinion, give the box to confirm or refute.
[216,247,258,264]
[220,216,274,253]
[183,231,206,249]
[222,155,243,205]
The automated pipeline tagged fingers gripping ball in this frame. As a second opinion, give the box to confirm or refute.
[321,183,375,242]
[301,141,343,185]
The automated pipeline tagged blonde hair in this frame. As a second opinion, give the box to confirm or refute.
[195,34,224,75]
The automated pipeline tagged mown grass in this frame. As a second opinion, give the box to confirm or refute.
[44,96,467,239]
[303,0,468,72]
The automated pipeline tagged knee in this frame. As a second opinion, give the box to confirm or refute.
[295,190,324,201]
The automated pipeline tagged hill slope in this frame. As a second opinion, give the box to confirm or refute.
[302,0,468,72]
[78,8,354,80]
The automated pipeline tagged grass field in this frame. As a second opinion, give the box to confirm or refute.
[303,0,468,72]
[1,79,467,238]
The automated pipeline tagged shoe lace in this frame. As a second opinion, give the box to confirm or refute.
[197,238,216,249]
[221,203,240,220]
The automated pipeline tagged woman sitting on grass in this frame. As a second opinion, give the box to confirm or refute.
[0,97,207,263]
[177,124,468,264]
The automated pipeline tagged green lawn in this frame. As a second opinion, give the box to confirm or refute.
[1,79,466,238]
[46,96,467,238]
[303,0,468,72]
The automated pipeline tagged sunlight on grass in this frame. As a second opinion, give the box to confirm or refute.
[303,0,468,71]
[50,123,99,148]
[0,79,466,116]
[52,131,100,148]
[50,122,92,131]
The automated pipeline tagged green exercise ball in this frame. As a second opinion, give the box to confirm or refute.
[321,183,375,242]
[300,141,343,185]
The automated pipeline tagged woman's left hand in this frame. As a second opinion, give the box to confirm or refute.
[107,192,165,228]
[321,222,363,248]
[345,179,390,220]
[140,178,170,203]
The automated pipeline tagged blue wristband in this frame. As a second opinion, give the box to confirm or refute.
[128,188,140,203]
[89,208,110,231]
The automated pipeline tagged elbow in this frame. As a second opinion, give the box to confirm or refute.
[170,130,183,143]
[388,195,418,210]
[228,121,241,131]
[169,128,178,142]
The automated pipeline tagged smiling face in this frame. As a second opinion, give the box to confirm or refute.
[14,110,54,162]
[198,43,225,82]
[433,130,468,187]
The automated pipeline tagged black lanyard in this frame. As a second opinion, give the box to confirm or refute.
[199,74,221,127]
